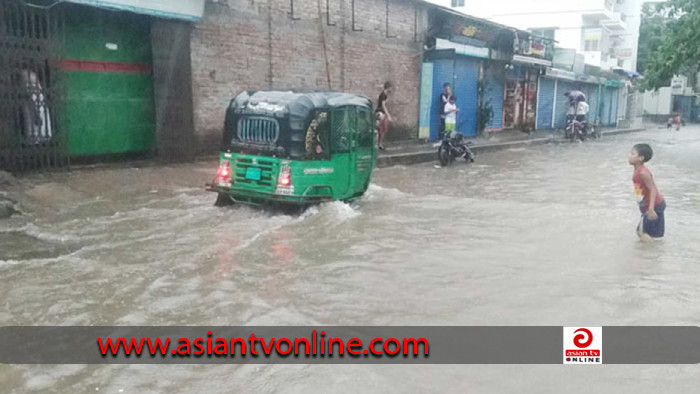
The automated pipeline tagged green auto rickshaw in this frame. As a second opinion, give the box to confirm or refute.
[206,91,377,207]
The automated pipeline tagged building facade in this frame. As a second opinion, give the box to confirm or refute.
[432,0,643,73]
[0,0,635,172]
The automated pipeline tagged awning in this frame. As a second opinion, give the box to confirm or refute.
[545,67,576,81]
[65,0,206,21]
[435,38,490,59]
[512,54,552,68]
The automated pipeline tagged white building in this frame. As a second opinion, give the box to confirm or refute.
[431,0,643,72]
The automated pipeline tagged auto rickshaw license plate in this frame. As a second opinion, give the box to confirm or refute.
[245,167,262,180]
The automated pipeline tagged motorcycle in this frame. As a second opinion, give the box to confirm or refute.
[565,118,586,142]
[434,131,475,167]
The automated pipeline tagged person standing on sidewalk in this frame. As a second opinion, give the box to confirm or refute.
[439,83,453,138]
[443,96,459,134]
[375,82,393,150]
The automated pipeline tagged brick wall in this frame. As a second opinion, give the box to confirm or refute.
[189,0,427,155]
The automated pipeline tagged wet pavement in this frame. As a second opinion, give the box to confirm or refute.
[1,126,700,392]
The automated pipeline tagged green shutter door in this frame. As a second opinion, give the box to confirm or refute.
[63,5,155,156]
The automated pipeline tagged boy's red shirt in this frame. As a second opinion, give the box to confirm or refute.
[633,165,664,212]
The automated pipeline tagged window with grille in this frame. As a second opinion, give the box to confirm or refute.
[451,0,465,7]
[584,39,600,51]
[237,117,279,144]
[331,107,352,153]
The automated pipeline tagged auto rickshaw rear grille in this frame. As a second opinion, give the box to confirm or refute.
[237,117,279,144]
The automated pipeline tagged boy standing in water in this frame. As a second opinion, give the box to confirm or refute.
[629,144,666,241]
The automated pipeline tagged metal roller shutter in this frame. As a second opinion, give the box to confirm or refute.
[453,57,480,137]
[610,88,619,126]
[483,67,504,130]
[586,84,600,124]
[602,88,614,126]
[430,59,455,140]
[554,81,576,129]
[536,78,555,129]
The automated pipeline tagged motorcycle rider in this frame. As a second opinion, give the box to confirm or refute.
[564,90,587,138]
[576,100,590,137]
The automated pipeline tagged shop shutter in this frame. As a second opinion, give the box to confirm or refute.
[602,88,614,126]
[554,81,576,129]
[536,78,555,129]
[610,88,619,126]
[483,67,504,130]
[430,59,455,140]
[453,57,480,136]
[586,84,600,124]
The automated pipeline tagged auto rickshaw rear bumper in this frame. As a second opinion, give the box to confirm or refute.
[206,183,332,206]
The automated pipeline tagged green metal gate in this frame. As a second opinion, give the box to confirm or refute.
[62,4,155,158]
[0,0,68,172]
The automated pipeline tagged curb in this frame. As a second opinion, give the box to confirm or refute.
[376,127,647,168]
[601,127,645,136]
[551,127,646,144]
[376,137,553,168]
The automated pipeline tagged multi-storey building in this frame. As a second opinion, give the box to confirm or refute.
[433,0,642,72]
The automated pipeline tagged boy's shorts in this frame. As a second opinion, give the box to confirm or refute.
[638,200,666,238]
[445,123,455,132]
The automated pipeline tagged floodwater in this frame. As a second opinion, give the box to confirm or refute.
[1,127,700,392]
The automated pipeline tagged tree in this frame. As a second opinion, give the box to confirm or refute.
[636,3,672,76]
[640,0,700,91]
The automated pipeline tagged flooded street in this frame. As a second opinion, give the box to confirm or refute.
[2,127,700,392]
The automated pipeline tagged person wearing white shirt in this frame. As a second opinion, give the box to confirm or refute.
[443,97,459,133]
[576,100,590,136]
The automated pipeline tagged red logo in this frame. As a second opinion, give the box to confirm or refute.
[564,327,602,364]
[573,328,593,348]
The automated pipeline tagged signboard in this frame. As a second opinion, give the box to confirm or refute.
[449,22,496,43]
[512,54,552,67]
[614,48,633,59]
[66,0,206,21]
[546,68,576,81]
[671,76,686,95]
[584,28,602,41]
[604,80,626,87]
[530,42,546,57]
[553,48,576,70]
[436,38,490,59]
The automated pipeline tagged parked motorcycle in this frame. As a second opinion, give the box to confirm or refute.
[435,131,475,167]
[588,121,601,139]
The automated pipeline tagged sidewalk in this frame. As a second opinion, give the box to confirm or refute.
[377,127,644,168]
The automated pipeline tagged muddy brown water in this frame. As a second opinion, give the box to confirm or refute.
[1,127,700,392]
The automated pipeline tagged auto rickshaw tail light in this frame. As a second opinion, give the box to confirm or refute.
[278,165,292,186]
[217,161,230,178]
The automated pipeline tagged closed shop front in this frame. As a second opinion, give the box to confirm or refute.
[483,65,504,131]
[428,55,481,139]
[554,80,576,129]
[536,78,555,129]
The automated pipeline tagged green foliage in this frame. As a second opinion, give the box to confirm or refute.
[641,0,700,90]
[637,3,672,75]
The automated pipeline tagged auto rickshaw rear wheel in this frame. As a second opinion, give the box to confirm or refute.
[214,193,234,207]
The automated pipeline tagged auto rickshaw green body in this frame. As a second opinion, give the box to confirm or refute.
[207,91,377,206]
